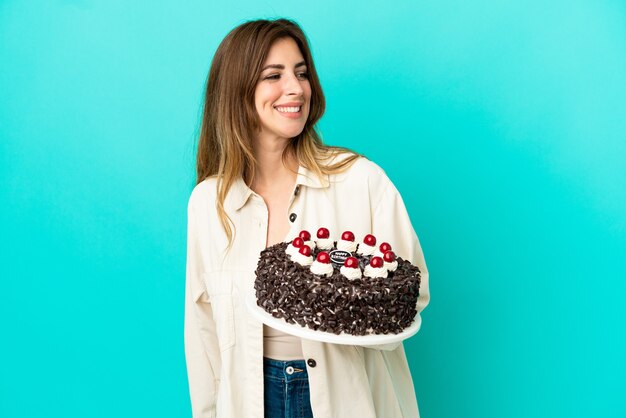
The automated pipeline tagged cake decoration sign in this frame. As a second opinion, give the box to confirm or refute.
[329,250,351,268]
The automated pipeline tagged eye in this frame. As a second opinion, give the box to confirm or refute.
[264,74,280,80]
[297,72,309,79]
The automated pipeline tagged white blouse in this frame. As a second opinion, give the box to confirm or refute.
[184,155,430,418]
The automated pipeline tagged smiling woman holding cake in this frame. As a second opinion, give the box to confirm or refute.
[185,18,430,418]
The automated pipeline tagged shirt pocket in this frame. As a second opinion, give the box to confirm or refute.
[203,271,236,352]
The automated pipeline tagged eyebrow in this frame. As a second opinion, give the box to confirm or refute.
[261,61,307,71]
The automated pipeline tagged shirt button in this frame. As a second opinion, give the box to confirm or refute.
[294,185,300,196]
[289,213,297,222]
[307,358,317,368]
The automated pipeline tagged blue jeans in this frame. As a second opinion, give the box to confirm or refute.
[263,357,314,418]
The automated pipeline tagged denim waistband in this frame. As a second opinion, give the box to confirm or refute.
[263,357,309,382]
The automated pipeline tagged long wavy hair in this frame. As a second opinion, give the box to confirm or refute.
[196,18,360,248]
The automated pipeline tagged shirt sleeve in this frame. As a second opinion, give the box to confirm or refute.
[359,170,430,351]
[184,194,221,418]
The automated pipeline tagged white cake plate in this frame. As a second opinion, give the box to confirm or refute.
[245,290,422,345]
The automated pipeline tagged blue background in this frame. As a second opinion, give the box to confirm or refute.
[2,1,625,417]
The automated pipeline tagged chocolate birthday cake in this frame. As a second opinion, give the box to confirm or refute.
[254,228,421,336]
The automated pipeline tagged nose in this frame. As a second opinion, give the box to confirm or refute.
[284,72,304,96]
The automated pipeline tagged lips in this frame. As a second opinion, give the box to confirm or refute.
[273,102,306,119]
[274,102,304,107]
[275,105,301,113]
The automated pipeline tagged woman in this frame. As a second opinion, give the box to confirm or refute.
[185,18,430,418]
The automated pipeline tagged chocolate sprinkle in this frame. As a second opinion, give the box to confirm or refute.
[254,241,421,336]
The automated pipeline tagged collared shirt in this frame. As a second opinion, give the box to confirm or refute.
[184,155,430,418]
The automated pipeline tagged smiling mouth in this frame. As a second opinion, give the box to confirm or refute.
[274,106,302,113]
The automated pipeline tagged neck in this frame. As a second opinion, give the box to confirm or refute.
[251,140,298,192]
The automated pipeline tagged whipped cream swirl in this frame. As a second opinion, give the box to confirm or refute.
[337,239,357,252]
[285,243,300,258]
[303,240,316,251]
[315,238,333,250]
[384,260,398,272]
[291,251,313,266]
[356,243,376,256]
[340,266,362,280]
[310,260,333,277]
[364,265,388,279]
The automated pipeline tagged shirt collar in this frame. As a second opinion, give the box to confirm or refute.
[226,165,330,212]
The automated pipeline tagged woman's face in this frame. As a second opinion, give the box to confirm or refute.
[254,37,311,146]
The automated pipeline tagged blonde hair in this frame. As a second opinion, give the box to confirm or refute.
[196,18,360,249]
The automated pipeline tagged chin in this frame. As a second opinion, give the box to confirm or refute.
[279,127,306,139]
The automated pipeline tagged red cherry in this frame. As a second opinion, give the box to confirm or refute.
[341,231,355,241]
[317,227,330,239]
[299,230,311,241]
[292,237,304,248]
[344,256,359,268]
[383,251,396,262]
[370,256,384,268]
[363,234,376,246]
[316,251,330,263]
[299,245,311,257]
[379,242,392,253]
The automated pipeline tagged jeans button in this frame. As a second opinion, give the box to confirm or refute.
[286,366,294,375]
[307,358,316,368]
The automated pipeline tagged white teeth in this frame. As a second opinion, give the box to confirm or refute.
[275,106,301,113]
